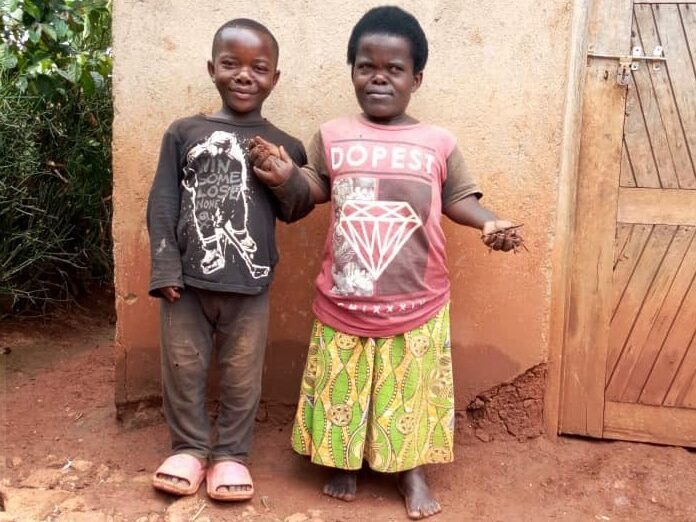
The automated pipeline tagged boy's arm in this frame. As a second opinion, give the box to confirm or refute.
[263,140,315,223]
[250,133,331,205]
[146,128,184,298]
[442,147,522,252]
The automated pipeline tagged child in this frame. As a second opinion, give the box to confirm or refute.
[146,18,313,501]
[251,6,522,520]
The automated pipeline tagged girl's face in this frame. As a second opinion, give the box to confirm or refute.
[352,33,423,125]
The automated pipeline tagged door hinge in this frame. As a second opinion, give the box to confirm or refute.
[587,45,666,86]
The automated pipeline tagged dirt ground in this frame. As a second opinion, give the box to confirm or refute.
[2,305,696,522]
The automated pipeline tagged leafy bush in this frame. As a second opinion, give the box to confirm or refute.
[0,0,112,314]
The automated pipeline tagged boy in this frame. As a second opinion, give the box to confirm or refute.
[147,18,312,501]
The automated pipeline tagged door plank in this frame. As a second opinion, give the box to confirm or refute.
[661,277,696,406]
[620,140,638,187]
[613,224,653,313]
[631,18,680,188]
[607,225,675,380]
[614,223,634,267]
[674,335,696,407]
[640,229,696,404]
[604,400,696,447]
[653,5,696,185]
[612,226,695,401]
[635,6,696,188]
[623,72,662,187]
[617,187,696,225]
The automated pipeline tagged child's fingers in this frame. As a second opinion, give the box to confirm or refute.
[278,145,290,162]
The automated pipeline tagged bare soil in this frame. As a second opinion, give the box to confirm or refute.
[2,306,696,521]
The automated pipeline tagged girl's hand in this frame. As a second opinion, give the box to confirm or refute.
[161,286,181,302]
[249,136,295,187]
[481,221,526,252]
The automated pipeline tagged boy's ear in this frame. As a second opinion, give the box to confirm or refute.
[207,60,215,80]
[272,69,281,88]
[411,71,423,92]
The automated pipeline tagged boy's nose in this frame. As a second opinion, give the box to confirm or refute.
[234,68,252,84]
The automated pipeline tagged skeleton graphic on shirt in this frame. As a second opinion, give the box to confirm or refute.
[182,131,270,278]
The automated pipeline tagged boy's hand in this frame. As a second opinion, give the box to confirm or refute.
[481,221,527,253]
[249,136,295,187]
[161,286,181,302]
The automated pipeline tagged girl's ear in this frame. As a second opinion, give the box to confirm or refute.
[412,71,423,93]
[207,60,215,80]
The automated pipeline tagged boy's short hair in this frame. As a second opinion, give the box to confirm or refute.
[347,6,428,73]
[212,18,279,62]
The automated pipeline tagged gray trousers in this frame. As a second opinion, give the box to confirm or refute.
[159,287,268,462]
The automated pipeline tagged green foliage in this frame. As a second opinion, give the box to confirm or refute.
[0,0,112,313]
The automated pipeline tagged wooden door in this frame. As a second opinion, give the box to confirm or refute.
[560,0,696,446]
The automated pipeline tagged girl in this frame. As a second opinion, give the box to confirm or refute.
[251,6,521,519]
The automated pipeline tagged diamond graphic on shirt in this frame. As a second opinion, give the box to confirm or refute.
[338,200,422,280]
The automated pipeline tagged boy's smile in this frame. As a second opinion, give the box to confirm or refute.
[352,34,422,125]
[207,26,280,121]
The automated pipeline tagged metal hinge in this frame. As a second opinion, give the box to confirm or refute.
[587,45,666,86]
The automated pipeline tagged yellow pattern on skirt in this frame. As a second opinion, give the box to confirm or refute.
[291,304,454,472]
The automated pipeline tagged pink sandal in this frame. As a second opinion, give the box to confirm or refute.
[206,461,255,501]
[152,454,206,496]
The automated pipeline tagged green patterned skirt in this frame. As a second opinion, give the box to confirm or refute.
[291,304,454,473]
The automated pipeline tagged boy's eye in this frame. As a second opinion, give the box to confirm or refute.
[254,65,269,73]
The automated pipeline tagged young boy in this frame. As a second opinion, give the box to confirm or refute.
[147,18,313,501]
[250,6,522,520]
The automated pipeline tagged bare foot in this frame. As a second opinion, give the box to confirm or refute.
[397,467,441,520]
[322,470,358,502]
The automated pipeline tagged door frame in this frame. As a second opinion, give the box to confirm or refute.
[545,0,635,437]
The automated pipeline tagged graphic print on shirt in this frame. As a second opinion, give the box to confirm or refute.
[182,131,270,279]
[331,176,424,297]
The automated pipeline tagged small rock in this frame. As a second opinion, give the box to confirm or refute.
[245,505,258,515]
[650,496,658,504]
[474,429,492,442]
[95,464,111,481]
[165,497,206,522]
[285,514,309,522]
[106,470,127,484]
[62,512,110,522]
[1,487,70,520]
[131,474,151,485]
[59,495,88,512]
[21,468,63,489]
[9,457,22,468]
[46,455,63,468]
[613,495,630,507]
[71,459,94,472]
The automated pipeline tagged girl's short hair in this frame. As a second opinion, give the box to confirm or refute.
[347,6,428,73]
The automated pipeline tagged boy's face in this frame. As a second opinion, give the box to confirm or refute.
[352,34,422,125]
[207,26,280,116]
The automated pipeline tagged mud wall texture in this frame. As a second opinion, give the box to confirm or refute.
[112,0,573,424]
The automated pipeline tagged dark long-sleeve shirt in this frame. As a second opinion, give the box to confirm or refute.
[146,114,313,298]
